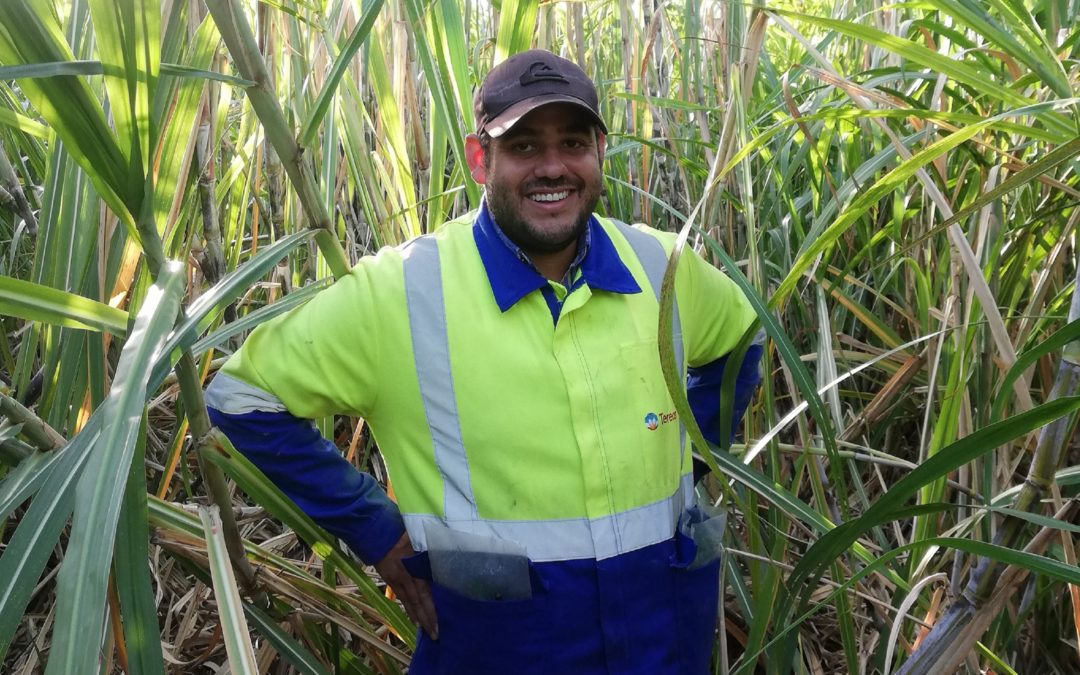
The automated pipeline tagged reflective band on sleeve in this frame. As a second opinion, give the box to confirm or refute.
[610,220,688,460]
[403,473,694,562]
[205,372,288,414]
[401,236,479,522]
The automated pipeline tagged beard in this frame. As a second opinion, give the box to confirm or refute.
[485,176,602,256]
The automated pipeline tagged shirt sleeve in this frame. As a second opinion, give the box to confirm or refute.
[687,339,764,446]
[205,395,404,565]
[676,246,758,368]
[204,252,404,565]
[217,252,393,419]
[675,246,763,449]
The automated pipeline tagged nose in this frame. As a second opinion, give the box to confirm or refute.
[533,145,568,179]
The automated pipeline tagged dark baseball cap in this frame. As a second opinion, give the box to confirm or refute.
[474,49,607,138]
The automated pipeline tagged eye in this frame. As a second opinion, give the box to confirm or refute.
[509,141,536,154]
[563,136,591,151]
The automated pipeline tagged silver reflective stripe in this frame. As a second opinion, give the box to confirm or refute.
[401,236,478,522]
[610,220,684,374]
[403,474,693,563]
[680,466,695,511]
[205,373,287,414]
[611,220,687,457]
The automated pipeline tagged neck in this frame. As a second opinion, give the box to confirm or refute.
[529,244,577,283]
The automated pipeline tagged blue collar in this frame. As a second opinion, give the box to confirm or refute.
[472,201,642,312]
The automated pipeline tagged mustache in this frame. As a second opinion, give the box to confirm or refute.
[522,178,581,192]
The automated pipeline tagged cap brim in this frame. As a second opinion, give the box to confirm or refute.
[484,95,607,137]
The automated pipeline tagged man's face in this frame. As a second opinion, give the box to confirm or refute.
[467,103,605,256]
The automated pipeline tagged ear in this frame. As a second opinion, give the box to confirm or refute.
[596,131,606,166]
[464,134,488,185]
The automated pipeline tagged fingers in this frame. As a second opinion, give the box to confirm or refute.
[411,578,439,640]
[373,534,439,640]
[393,571,439,640]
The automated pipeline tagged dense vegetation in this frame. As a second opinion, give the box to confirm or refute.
[1,0,1078,673]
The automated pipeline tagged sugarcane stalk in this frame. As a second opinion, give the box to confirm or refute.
[897,249,1080,674]
[124,149,261,593]
[264,145,285,242]
[191,0,364,595]
[204,0,351,279]
[195,109,227,286]
[0,391,65,450]
[194,104,239,341]
[0,140,38,237]
[258,4,285,242]
[0,437,34,464]
[174,351,262,596]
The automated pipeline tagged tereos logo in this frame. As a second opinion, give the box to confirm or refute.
[644,411,678,431]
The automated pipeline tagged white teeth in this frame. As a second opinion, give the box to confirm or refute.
[530,191,569,202]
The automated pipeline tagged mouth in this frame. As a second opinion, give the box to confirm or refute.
[527,189,572,204]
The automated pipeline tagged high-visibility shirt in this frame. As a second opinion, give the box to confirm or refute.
[206,203,760,673]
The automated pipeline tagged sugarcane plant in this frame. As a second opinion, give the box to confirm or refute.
[1,0,1079,673]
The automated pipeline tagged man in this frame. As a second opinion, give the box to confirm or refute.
[206,49,762,674]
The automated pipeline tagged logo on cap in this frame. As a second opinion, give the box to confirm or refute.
[520,61,568,86]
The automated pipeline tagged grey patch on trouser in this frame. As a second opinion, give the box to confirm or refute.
[680,502,727,571]
[424,521,532,602]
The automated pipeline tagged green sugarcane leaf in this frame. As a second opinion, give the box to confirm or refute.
[401,0,478,207]
[153,14,223,232]
[159,62,254,87]
[989,506,1080,534]
[0,0,138,229]
[785,395,1080,618]
[927,0,1073,101]
[366,34,420,239]
[113,415,165,675]
[772,119,992,302]
[768,9,1072,136]
[0,59,251,87]
[0,411,102,661]
[0,107,49,138]
[0,448,59,522]
[493,0,538,62]
[749,526,1080,667]
[46,262,184,675]
[939,136,1080,234]
[242,602,335,675]
[200,505,259,675]
[0,275,129,334]
[87,0,160,182]
[992,317,1080,423]
[0,60,105,79]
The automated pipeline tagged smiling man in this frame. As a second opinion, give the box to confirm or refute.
[206,49,762,674]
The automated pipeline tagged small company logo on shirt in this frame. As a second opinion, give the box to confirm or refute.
[644,411,677,430]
